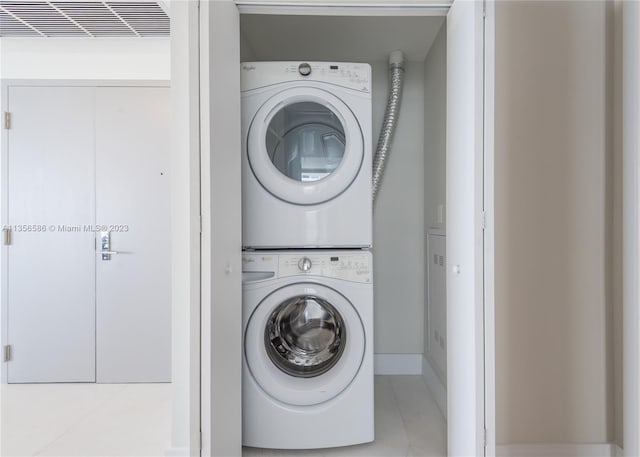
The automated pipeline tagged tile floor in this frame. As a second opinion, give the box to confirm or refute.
[1,383,171,457]
[1,375,445,457]
[243,376,446,457]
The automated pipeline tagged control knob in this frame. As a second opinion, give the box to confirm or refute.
[298,63,312,76]
[298,257,312,272]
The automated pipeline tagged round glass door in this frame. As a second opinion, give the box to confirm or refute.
[266,102,345,183]
[247,87,364,205]
[265,295,346,378]
[244,282,365,406]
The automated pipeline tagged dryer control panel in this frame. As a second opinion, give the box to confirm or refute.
[242,252,372,283]
[241,61,372,94]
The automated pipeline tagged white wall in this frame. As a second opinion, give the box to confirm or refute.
[424,23,447,235]
[372,59,426,355]
[239,28,257,61]
[0,38,169,80]
[495,0,613,445]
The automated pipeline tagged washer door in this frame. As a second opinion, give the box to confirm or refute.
[245,282,365,406]
[247,87,364,205]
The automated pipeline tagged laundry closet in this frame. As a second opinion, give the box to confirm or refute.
[237,3,480,453]
[199,1,489,455]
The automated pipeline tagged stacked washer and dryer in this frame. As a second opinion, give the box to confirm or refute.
[241,61,374,449]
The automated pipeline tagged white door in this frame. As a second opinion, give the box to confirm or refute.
[200,1,243,455]
[5,86,96,383]
[446,1,487,455]
[95,87,171,383]
[4,84,170,384]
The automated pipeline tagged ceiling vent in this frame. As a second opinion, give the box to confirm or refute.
[0,1,169,37]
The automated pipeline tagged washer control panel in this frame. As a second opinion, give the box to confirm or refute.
[241,61,371,94]
[242,252,372,283]
[280,252,371,283]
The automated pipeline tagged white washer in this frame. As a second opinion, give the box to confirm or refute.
[242,251,374,449]
[241,62,372,249]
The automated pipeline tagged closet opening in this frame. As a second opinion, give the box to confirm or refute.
[240,12,449,456]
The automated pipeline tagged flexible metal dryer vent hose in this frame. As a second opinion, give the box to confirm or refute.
[372,50,405,202]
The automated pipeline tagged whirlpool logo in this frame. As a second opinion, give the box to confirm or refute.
[242,64,256,72]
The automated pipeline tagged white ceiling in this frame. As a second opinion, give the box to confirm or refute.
[0,1,169,37]
[241,14,445,62]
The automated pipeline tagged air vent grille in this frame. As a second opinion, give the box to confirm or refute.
[0,8,40,35]
[0,1,169,37]
[107,2,168,36]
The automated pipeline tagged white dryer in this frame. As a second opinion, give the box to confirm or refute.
[242,251,374,449]
[241,62,372,249]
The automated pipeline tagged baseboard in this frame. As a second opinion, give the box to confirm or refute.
[164,447,190,457]
[421,355,447,419]
[496,443,620,457]
[615,445,623,456]
[374,353,422,375]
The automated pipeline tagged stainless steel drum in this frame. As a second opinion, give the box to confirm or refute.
[265,295,346,378]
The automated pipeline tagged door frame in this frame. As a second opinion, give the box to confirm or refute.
[192,2,640,456]
[623,1,640,455]
[197,0,496,455]
[445,0,492,454]
[167,0,203,455]
[483,0,496,454]
[0,79,169,385]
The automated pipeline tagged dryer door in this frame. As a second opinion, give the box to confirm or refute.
[245,282,365,406]
[247,87,364,205]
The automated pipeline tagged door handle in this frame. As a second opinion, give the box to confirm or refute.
[98,231,116,261]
